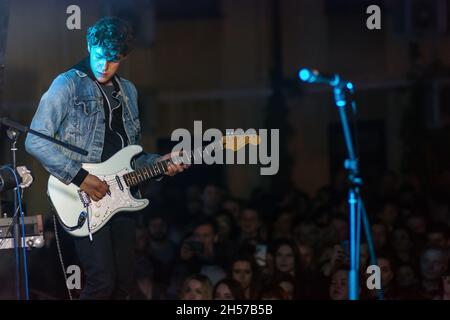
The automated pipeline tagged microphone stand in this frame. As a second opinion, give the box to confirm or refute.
[332,80,383,300]
[6,128,21,299]
[0,117,88,300]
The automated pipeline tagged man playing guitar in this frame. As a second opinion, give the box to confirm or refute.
[25,17,187,299]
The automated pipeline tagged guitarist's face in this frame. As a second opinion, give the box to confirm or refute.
[88,45,123,84]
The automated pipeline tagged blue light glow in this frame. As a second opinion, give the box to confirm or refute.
[347,82,354,90]
[298,69,311,82]
[336,100,346,107]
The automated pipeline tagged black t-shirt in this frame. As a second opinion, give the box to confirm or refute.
[98,81,128,162]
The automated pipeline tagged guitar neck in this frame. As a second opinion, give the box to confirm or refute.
[122,143,217,187]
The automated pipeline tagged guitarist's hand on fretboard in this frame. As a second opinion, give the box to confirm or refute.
[80,174,110,202]
[159,152,190,177]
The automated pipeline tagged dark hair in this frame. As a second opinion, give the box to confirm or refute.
[427,223,450,238]
[86,16,134,60]
[241,205,261,216]
[192,217,219,235]
[215,210,239,239]
[229,254,261,299]
[213,278,246,300]
[229,254,259,276]
[273,271,296,285]
[223,196,243,206]
[134,257,154,280]
[146,212,168,224]
[376,253,396,270]
[421,246,448,259]
[329,268,350,285]
[271,272,297,298]
[258,285,290,300]
[271,238,303,277]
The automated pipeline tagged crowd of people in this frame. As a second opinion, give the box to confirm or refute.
[28,169,450,300]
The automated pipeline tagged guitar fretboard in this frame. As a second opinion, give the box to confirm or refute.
[122,143,217,187]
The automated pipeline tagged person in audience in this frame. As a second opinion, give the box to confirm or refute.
[213,278,246,300]
[179,274,213,300]
[230,255,260,299]
[329,269,349,300]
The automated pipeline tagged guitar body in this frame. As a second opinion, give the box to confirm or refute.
[47,145,149,237]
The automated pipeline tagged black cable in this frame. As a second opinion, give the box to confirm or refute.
[53,214,73,300]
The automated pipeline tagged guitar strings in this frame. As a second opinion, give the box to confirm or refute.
[102,163,174,185]
[92,143,221,186]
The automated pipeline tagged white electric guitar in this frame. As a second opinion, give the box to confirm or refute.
[47,133,260,238]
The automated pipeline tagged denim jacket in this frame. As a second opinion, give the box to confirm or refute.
[25,66,160,185]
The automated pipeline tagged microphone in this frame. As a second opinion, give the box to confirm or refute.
[298,68,353,89]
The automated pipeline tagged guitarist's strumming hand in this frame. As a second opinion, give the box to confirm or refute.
[160,152,190,177]
[80,174,110,202]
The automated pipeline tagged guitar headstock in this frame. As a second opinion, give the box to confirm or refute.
[221,133,260,152]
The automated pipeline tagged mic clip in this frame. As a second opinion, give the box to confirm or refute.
[17,166,33,189]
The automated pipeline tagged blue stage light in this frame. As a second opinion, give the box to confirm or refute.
[337,100,346,107]
[298,69,311,82]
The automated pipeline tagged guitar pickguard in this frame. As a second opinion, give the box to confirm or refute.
[47,145,150,237]
[86,169,148,232]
